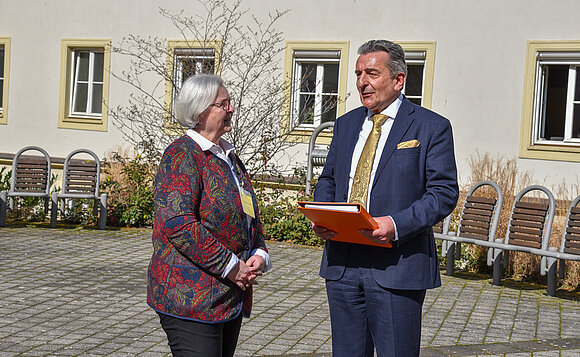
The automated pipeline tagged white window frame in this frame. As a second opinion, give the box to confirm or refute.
[532,52,580,146]
[69,49,104,118]
[291,50,341,130]
[402,51,426,106]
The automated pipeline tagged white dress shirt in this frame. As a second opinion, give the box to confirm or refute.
[347,94,404,239]
[187,129,272,277]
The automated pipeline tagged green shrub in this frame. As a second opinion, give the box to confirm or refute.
[101,153,155,227]
[256,182,323,247]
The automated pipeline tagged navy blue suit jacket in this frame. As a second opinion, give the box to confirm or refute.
[314,97,459,290]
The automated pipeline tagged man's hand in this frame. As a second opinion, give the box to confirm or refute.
[312,222,338,241]
[359,215,395,245]
[226,261,259,291]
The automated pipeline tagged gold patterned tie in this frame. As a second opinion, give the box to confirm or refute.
[349,114,389,208]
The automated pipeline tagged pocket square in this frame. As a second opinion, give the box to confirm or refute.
[397,139,420,149]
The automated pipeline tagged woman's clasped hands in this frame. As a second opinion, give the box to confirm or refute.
[227,255,266,291]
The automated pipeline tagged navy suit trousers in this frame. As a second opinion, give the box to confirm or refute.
[325,258,426,357]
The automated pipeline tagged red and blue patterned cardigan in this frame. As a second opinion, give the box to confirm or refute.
[147,135,267,322]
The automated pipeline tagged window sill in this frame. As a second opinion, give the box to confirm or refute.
[283,127,333,144]
[58,116,107,132]
[520,142,580,162]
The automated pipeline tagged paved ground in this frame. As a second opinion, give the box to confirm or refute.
[0,226,579,356]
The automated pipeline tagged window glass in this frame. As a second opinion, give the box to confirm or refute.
[299,93,315,125]
[292,56,340,128]
[406,64,424,97]
[573,104,580,139]
[73,83,89,112]
[93,52,104,82]
[542,65,568,140]
[323,63,339,93]
[172,48,215,106]
[92,83,103,114]
[300,63,317,93]
[71,49,104,116]
[321,95,337,123]
[76,52,90,82]
[576,69,580,101]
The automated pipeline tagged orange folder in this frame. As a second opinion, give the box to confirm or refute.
[297,201,392,248]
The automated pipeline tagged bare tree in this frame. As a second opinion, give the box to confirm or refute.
[109,0,292,175]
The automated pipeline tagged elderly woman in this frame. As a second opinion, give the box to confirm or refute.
[147,74,271,357]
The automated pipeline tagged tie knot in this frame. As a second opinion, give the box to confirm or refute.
[371,114,388,129]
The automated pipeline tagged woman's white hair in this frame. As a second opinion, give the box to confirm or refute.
[173,74,224,128]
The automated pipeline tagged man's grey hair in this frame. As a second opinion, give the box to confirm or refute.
[358,40,407,77]
[174,74,224,128]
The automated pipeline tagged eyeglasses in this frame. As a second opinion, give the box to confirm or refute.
[209,99,233,111]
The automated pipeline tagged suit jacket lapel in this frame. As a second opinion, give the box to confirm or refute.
[372,98,416,188]
[338,109,366,197]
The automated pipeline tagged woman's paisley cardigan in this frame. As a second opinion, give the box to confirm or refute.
[147,135,267,322]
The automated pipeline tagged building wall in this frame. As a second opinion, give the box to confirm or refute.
[0,0,579,188]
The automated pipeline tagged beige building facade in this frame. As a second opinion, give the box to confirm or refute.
[1,0,579,187]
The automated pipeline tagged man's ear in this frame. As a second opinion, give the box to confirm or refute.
[394,72,406,91]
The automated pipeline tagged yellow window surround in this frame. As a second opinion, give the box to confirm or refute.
[162,40,221,134]
[0,37,10,125]
[281,41,350,144]
[57,39,111,132]
[519,40,580,162]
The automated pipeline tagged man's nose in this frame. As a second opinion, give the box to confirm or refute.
[357,74,368,86]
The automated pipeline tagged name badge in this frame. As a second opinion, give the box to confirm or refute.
[240,188,255,219]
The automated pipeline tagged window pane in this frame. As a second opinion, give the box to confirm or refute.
[92,83,103,114]
[323,63,339,94]
[298,94,315,124]
[180,58,198,82]
[576,68,580,102]
[92,52,104,82]
[0,48,4,77]
[406,65,424,97]
[573,104,580,139]
[201,59,214,74]
[76,52,90,82]
[542,65,568,140]
[73,83,88,112]
[321,95,337,123]
[178,58,215,84]
[0,79,3,106]
[300,63,317,93]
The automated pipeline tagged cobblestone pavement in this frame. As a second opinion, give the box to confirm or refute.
[0,226,579,356]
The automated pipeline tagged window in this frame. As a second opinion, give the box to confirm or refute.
[70,50,104,116]
[282,41,350,142]
[291,50,340,128]
[533,54,580,143]
[0,37,10,125]
[402,51,426,106]
[173,48,215,92]
[164,40,220,124]
[398,42,436,109]
[58,39,111,131]
[520,41,580,162]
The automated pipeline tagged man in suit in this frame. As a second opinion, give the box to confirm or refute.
[313,40,459,356]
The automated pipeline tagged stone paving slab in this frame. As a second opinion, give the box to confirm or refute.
[0,226,579,356]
